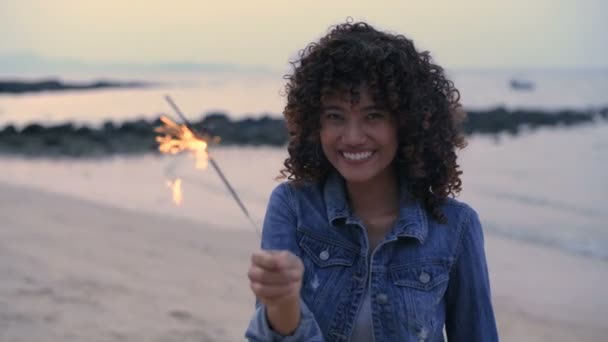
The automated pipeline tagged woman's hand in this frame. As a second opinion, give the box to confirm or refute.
[249,250,304,307]
[248,250,304,335]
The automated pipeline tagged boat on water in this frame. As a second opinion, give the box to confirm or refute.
[509,79,535,91]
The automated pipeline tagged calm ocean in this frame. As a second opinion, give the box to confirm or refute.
[1,68,607,260]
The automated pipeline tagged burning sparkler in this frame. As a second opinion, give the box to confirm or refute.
[155,115,209,205]
[155,95,260,235]
[155,115,210,170]
[166,178,183,205]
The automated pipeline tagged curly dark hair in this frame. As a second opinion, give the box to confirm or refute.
[280,20,467,223]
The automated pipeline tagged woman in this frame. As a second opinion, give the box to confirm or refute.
[246,20,498,341]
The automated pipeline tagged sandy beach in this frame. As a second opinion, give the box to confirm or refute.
[0,182,257,341]
[2,2,607,340]
[1,130,607,341]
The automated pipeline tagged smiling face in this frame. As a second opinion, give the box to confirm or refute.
[319,86,399,185]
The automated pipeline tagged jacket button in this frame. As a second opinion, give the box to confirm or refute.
[376,293,388,304]
[319,250,330,261]
[419,271,431,284]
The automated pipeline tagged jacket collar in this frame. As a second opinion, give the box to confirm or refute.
[323,171,428,243]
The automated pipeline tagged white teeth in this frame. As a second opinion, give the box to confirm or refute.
[342,151,373,161]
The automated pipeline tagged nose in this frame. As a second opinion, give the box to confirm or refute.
[342,119,366,145]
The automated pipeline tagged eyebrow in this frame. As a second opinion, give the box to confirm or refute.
[322,104,385,111]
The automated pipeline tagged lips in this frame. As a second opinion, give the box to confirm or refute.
[341,151,375,161]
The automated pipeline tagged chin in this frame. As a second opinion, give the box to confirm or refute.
[336,168,378,184]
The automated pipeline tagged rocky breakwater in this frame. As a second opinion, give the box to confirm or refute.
[0,108,606,158]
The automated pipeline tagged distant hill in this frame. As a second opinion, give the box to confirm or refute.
[0,79,152,94]
[0,52,276,75]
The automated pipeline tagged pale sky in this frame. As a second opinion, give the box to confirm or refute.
[1,0,606,70]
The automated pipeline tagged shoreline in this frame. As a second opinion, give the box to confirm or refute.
[1,119,606,263]
[1,182,606,341]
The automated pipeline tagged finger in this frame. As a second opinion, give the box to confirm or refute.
[272,251,293,270]
[248,265,301,285]
[250,281,299,301]
[251,251,279,270]
[267,250,302,271]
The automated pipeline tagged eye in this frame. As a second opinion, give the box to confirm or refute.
[366,112,385,120]
[324,112,344,121]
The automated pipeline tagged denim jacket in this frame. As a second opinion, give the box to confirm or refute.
[245,173,498,341]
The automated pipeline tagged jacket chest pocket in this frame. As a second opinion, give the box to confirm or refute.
[298,232,358,309]
[389,259,451,333]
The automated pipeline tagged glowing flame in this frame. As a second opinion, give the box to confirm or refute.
[156,116,212,205]
[167,178,183,205]
[155,116,209,169]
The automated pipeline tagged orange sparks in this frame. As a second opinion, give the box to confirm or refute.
[166,178,183,205]
[155,115,210,169]
[156,116,212,205]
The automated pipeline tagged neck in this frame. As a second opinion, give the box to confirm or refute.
[345,166,400,220]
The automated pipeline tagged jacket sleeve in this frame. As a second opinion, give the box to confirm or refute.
[445,207,499,341]
[245,183,325,342]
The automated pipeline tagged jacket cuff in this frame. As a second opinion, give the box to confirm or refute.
[245,299,323,341]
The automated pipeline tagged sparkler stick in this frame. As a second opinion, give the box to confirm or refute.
[164,95,261,236]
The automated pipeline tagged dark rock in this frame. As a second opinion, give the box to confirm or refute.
[21,123,46,135]
[0,124,17,136]
[1,107,606,158]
